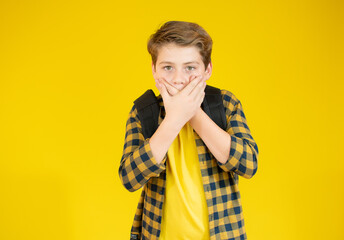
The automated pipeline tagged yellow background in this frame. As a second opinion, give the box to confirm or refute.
[1,0,343,239]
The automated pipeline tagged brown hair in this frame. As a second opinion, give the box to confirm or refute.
[147,21,213,70]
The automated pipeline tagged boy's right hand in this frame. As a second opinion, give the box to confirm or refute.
[155,75,206,128]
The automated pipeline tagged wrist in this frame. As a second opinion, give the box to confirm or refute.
[189,107,203,124]
[164,114,186,131]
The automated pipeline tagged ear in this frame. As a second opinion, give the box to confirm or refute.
[152,62,157,79]
[203,61,213,81]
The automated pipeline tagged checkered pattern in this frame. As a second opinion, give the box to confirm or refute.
[119,88,259,240]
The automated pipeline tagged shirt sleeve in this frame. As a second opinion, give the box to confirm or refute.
[216,89,259,179]
[118,105,168,192]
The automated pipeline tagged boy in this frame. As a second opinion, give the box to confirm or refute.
[119,21,259,240]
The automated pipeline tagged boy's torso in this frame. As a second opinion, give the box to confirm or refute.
[129,92,247,240]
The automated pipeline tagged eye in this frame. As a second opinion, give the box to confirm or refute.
[163,66,172,71]
[186,66,196,71]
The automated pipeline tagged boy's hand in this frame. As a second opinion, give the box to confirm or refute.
[157,75,199,96]
[155,75,206,127]
[157,78,180,96]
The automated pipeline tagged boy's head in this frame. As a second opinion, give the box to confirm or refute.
[147,21,213,91]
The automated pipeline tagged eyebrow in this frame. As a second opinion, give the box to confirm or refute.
[159,61,200,65]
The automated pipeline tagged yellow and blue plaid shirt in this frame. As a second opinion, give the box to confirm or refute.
[119,88,259,240]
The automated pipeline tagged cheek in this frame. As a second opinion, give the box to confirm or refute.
[156,71,170,79]
[157,72,173,83]
[189,70,203,79]
[194,69,203,75]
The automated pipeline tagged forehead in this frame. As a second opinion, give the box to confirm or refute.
[156,43,202,63]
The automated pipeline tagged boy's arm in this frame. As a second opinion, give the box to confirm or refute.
[119,76,206,192]
[118,105,169,192]
[148,116,184,164]
[189,90,258,179]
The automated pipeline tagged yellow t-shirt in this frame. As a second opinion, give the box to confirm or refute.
[160,122,209,240]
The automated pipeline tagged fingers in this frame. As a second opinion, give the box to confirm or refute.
[155,78,170,100]
[189,76,206,108]
[156,75,205,105]
[188,75,206,99]
[180,75,204,96]
[195,85,206,106]
[159,78,179,96]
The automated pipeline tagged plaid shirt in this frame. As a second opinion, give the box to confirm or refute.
[119,88,259,240]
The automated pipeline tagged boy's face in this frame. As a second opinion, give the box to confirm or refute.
[152,43,212,94]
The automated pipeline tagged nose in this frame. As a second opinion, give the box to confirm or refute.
[172,70,188,85]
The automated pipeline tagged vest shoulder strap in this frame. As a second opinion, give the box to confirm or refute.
[202,85,227,131]
[133,89,160,139]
